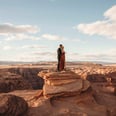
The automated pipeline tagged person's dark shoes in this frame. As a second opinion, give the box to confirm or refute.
[57,69,60,72]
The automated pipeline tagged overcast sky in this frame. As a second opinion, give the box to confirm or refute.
[0,0,116,62]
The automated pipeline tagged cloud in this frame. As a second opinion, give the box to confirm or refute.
[75,5,116,39]
[33,52,56,61]
[2,46,13,50]
[67,49,116,62]
[0,23,39,35]
[41,34,66,41]
[81,54,116,61]
[1,48,116,62]
[1,44,46,52]
[41,34,81,42]
[30,48,116,62]
[5,34,40,41]
[104,5,116,21]
[19,52,56,61]
[22,45,47,49]
[0,23,40,41]
[34,52,56,56]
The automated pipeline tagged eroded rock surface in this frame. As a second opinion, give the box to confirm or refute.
[0,69,32,93]
[72,66,116,116]
[0,64,116,116]
[8,68,44,89]
[27,70,107,116]
[27,68,116,116]
[39,71,90,98]
[0,67,44,93]
[0,94,28,116]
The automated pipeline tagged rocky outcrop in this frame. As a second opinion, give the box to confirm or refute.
[26,70,108,116]
[72,66,116,93]
[0,94,28,116]
[0,67,44,93]
[8,68,44,89]
[39,70,90,98]
[0,64,116,116]
[0,69,32,93]
[72,66,116,81]
[72,66,116,115]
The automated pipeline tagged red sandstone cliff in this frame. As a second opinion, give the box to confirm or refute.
[0,64,116,116]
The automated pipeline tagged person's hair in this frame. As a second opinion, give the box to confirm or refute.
[59,44,63,47]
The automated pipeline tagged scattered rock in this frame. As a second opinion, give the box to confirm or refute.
[0,94,28,116]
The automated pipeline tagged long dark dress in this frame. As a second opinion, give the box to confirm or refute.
[59,52,65,71]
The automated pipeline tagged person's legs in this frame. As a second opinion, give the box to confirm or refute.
[57,60,60,71]
[57,56,60,71]
[59,56,64,71]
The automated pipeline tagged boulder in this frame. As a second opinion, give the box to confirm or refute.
[0,94,28,116]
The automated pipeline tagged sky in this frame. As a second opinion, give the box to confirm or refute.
[0,0,116,62]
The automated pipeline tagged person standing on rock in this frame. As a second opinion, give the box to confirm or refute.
[59,45,65,71]
[57,44,63,71]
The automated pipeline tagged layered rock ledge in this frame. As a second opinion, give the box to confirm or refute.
[38,70,90,98]
[0,64,116,116]
[26,70,108,116]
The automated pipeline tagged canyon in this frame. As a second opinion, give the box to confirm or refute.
[0,62,116,116]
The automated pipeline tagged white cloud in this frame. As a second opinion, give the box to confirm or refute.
[18,54,41,62]
[18,52,56,62]
[42,34,81,42]
[41,34,66,41]
[1,48,116,62]
[0,23,39,34]
[104,5,116,21]
[22,45,47,49]
[5,34,40,41]
[34,52,56,56]
[75,5,116,39]
[0,23,40,41]
[67,48,116,62]
[2,46,13,50]
[81,53,116,61]
[27,48,116,62]
[1,44,46,51]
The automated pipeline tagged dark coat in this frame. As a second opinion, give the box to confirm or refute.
[57,48,62,61]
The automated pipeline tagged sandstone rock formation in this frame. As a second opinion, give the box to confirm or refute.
[0,69,32,93]
[0,64,116,116]
[0,67,44,93]
[72,66,116,115]
[26,67,116,116]
[39,70,90,98]
[0,94,28,116]
[8,67,44,89]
